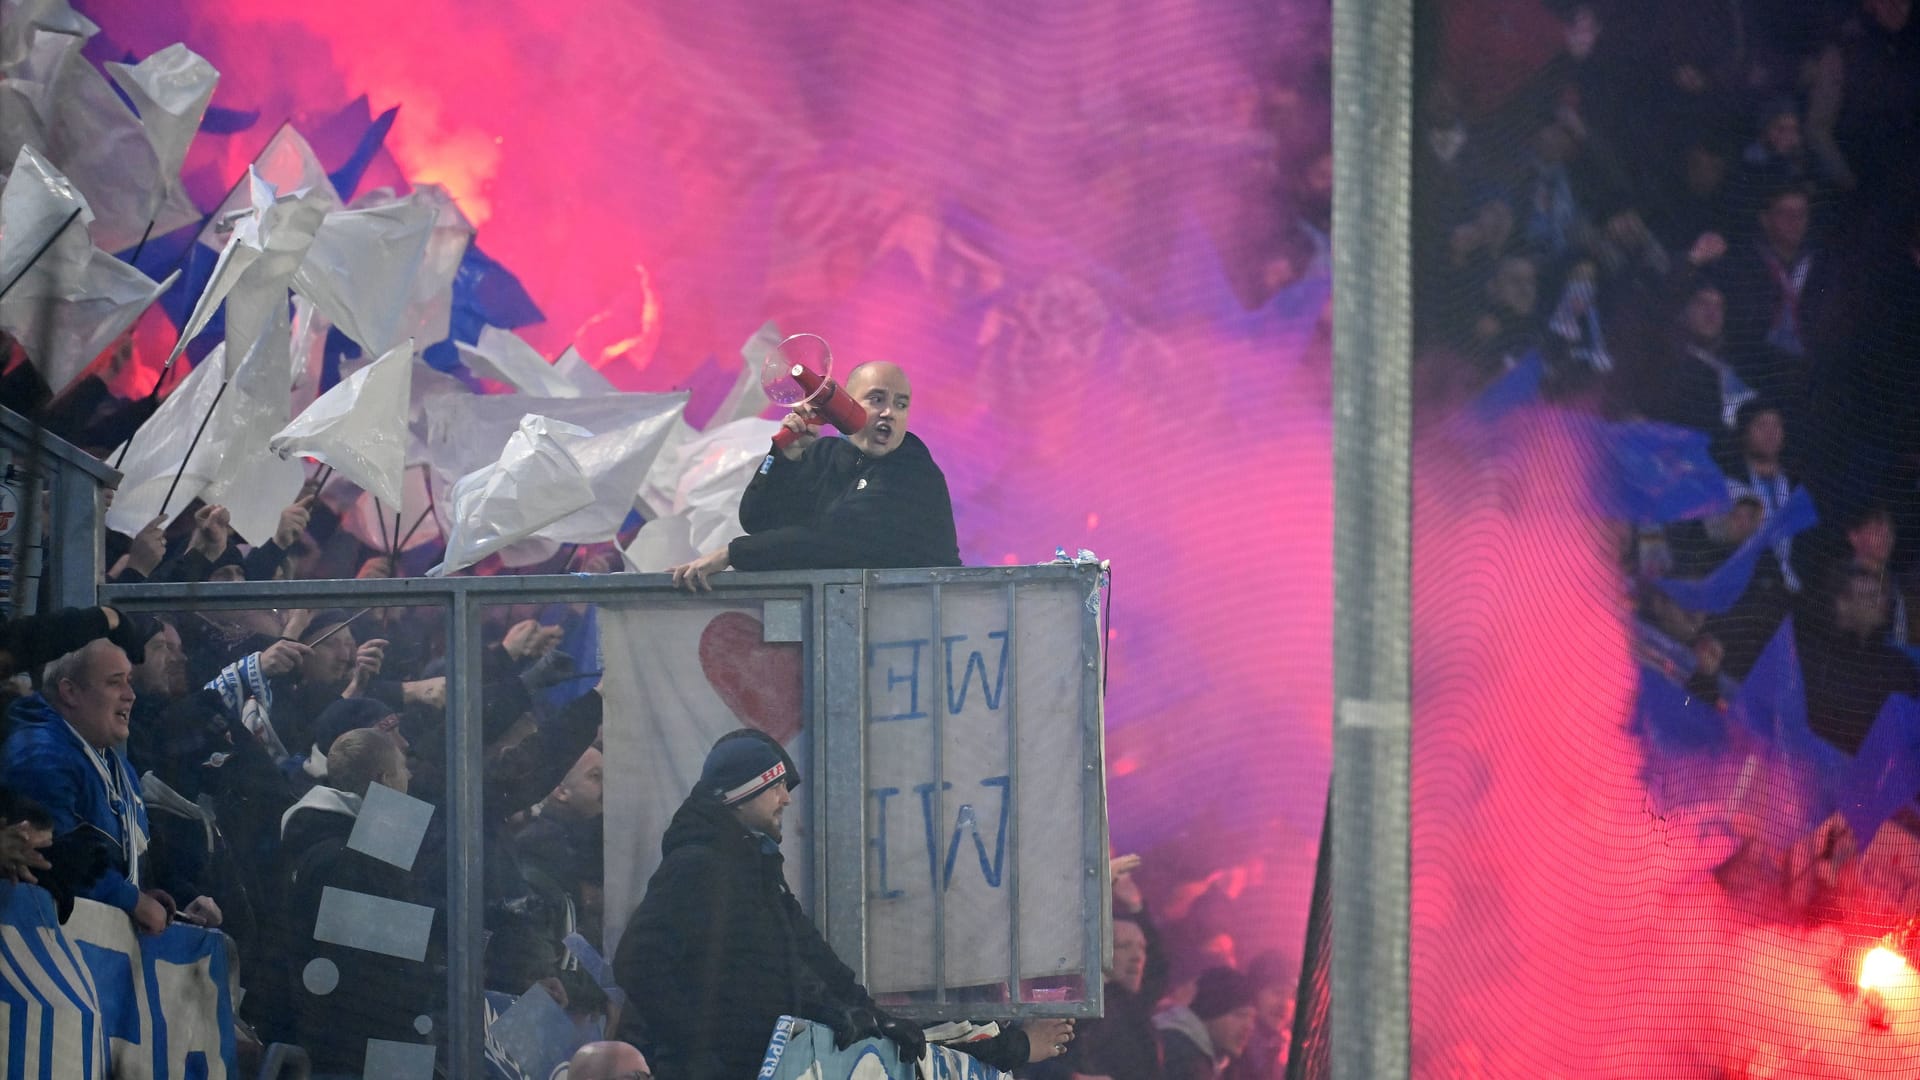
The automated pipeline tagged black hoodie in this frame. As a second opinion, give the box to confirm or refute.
[731,431,961,570]
[613,792,871,1080]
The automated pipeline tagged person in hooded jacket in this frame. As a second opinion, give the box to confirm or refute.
[614,730,1046,1077]
[273,726,441,1076]
[614,731,925,1077]
[0,638,181,934]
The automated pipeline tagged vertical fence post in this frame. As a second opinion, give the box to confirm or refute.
[1330,0,1414,1073]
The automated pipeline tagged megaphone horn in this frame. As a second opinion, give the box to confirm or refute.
[758,333,870,450]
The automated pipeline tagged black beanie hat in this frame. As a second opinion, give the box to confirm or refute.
[1190,967,1256,1020]
[699,730,798,805]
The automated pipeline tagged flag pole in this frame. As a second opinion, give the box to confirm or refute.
[155,378,230,517]
[0,208,85,303]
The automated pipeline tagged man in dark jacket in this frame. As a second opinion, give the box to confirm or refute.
[668,361,961,589]
[614,732,927,1078]
[1154,968,1257,1080]
[273,726,440,1075]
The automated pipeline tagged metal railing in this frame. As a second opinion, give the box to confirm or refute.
[102,562,1109,1076]
[1,404,117,615]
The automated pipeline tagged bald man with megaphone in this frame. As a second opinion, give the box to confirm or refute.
[668,359,961,591]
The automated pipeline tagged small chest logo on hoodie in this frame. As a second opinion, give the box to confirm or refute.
[856,478,868,490]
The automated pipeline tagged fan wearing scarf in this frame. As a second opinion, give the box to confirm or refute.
[0,638,171,933]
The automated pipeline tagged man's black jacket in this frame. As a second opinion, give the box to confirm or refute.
[614,793,872,1079]
[732,432,960,570]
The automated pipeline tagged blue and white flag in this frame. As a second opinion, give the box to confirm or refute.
[758,1016,1014,1080]
[0,882,108,1080]
[62,897,237,1080]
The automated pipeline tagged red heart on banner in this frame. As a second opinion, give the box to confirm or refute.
[698,611,804,743]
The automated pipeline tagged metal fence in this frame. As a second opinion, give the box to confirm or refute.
[101,563,1109,1076]
[1,404,117,615]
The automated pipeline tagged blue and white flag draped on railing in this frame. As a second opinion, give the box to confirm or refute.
[758,1016,1014,1080]
[0,890,236,1080]
[0,883,108,1080]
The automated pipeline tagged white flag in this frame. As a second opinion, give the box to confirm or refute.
[431,415,596,576]
[0,255,174,397]
[423,390,683,483]
[291,195,436,355]
[707,319,779,430]
[388,183,471,348]
[40,36,167,253]
[104,43,217,243]
[633,415,781,555]
[268,338,414,509]
[0,0,98,71]
[553,344,615,395]
[456,326,581,399]
[174,168,295,353]
[534,394,688,544]
[0,144,93,290]
[104,342,228,535]
[200,301,305,545]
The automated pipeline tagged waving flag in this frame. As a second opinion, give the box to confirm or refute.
[456,325,582,398]
[200,301,306,545]
[103,43,218,243]
[0,144,93,290]
[431,414,596,576]
[105,342,228,534]
[534,394,688,544]
[292,194,437,354]
[1654,487,1818,613]
[36,33,168,255]
[269,338,415,508]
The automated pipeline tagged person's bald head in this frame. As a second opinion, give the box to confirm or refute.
[843,361,912,458]
[567,1041,650,1080]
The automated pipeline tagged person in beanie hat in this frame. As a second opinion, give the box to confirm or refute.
[1154,966,1259,1080]
[613,728,925,1078]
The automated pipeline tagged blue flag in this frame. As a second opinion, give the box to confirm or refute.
[63,897,237,1079]
[1655,487,1818,613]
[1633,662,1727,751]
[1603,420,1732,525]
[1732,618,1808,745]
[1467,352,1545,425]
[1838,694,1920,846]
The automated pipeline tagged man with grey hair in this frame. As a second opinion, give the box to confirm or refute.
[0,638,170,933]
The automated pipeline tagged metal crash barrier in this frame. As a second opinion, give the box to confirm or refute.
[2,404,117,615]
[101,564,1109,1077]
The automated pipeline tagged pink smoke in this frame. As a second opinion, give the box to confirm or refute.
[79,0,1333,968]
[1411,406,1920,1076]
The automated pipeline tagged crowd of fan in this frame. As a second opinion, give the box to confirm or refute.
[0,512,1297,1077]
[1418,0,1920,756]
[0,585,614,1076]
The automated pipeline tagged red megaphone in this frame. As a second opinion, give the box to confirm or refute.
[759,333,869,450]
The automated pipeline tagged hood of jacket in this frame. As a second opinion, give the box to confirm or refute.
[659,789,760,859]
[280,783,362,840]
[1154,1003,1217,1059]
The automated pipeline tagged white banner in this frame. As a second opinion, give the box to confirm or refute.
[600,601,813,958]
[862,582,1089,992]
[600,577,1096,996]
